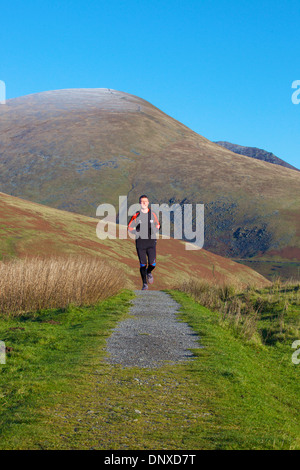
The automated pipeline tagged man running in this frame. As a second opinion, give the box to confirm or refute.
[128,195,160,290]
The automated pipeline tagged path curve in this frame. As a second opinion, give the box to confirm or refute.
[105,290,201,368]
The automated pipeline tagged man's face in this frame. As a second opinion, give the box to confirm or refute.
[140,197,149,211]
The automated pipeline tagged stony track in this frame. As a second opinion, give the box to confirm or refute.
[105,290,201,368]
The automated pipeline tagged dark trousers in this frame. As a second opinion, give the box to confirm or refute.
[136,241,157,284]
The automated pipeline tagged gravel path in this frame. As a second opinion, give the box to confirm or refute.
[105,290,201,368]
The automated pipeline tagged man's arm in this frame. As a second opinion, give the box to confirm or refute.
[151,211,160,234]
[128,211,139,234]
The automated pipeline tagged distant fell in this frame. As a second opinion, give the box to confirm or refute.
[214,141,299,172]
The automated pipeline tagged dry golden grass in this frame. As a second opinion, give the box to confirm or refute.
[0,256,125,316]
[178,277,241,308]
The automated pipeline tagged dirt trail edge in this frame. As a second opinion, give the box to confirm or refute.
[105,290,202,368]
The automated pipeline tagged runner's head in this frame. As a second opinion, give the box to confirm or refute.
[139,194,149,212]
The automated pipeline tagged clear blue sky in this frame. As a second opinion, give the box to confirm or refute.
[1,0,300,168]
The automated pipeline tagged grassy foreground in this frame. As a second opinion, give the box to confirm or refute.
[0,288,300,449]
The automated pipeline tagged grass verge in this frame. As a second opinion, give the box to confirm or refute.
[0,289,135,449]
[168,290,300,450]
[178,278,300,344]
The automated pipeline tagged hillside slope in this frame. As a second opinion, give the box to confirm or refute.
[0,88,299,278]
[0,191,270,289]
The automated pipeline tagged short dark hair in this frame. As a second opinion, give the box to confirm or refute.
[139,194,148,203]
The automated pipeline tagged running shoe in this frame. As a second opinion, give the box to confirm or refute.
[147,273,154,284]
[141,283,148,290]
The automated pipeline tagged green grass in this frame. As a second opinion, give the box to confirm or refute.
[179,278,300,345]
[0,290,135,449]
[168,290,300,450]
[0,288,299,449]
[242,283,300,345]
